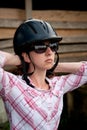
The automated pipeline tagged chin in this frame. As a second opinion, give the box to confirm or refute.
[46,65,53,70]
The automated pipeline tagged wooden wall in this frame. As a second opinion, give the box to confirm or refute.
[0,8,87,63]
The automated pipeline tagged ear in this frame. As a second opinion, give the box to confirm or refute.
[22,52,30,63]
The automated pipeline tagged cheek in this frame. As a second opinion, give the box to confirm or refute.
[29,52,55,67]
[33,56,44,65]
[29,52,42,63]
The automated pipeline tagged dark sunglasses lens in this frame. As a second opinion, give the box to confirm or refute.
[50,43,58,52]
[34,45,47,53]
[34,42,58,53]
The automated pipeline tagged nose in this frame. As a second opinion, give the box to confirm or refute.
[45,47,53,55]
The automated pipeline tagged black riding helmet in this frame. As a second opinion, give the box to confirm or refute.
[13,18,62,83]
[13,18,62,55]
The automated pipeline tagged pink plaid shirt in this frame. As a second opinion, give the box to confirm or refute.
[0,53,87,130]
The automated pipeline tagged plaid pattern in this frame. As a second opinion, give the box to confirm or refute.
[0,53,87,130]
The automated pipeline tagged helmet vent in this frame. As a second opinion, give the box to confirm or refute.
[44,22,49,33]
[40,21,49,33]
[27,23,37,34]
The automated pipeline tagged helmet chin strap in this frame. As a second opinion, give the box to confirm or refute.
[46,52,59,77]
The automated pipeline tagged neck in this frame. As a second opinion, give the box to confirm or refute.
[29,72,49,90]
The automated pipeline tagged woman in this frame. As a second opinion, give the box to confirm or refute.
[0,18,87,130]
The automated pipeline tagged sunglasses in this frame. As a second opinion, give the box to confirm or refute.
[31,42,58,53]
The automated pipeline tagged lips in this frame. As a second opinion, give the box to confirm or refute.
[45,59,53,63]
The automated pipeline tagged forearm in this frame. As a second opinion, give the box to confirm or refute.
[55,62,83,73]
[0,51,21,66]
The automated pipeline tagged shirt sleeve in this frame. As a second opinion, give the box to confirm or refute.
[0,51,6,67]
[0,52,7,93]
[51,61,87,95]
[63,61,87,93]
[0,52,13,97]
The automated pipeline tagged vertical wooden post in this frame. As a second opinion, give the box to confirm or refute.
[0,97,8,123]
[25,0,32,20]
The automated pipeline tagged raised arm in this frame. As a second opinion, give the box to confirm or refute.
[55,62,83,73]
[0,51,21,66]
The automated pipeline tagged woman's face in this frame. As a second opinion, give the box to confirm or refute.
[29,43,55,72]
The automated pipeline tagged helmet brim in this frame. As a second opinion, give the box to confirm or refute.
[44,37,62,42]
[41,36,62,43]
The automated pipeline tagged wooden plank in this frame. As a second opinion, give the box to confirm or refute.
[0,9,87,22]
[0,19,23,28]
[0,39,13,49]
[0,28,87,40]
[1,47,14,53]
[60,36,87,43]
[59,43,87,53]
[32,10,87,22]
[0,28,16,39]
[59,52,87,62]
[56,30,87,37]
[0,8,25,20]
[0,19,87,29]
[0,26,87,40]
[49,21,87,29]
[0,36,87,47]
[25,0,32,20]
